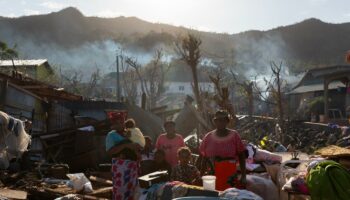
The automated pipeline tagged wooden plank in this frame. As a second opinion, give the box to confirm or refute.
[0,188,27,200]
[91,187,113,194]
[33,119,110,137]
[89,187,113,199]
[21,85,49,89]
[7,81,45,102]
[76,194,109,200]
[89,176,113,186]
[0,79,8,110]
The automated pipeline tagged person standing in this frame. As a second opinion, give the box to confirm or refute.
[200,110,247,190]
[155,121,185,167]
[105,113,141,200]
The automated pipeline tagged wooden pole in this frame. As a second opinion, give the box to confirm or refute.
[324,79,329,122]
[0,79,8,110]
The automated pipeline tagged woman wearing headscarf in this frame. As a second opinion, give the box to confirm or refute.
[105,112,141,200]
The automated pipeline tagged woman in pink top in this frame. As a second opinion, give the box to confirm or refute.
[155,121,185,167]
[200,110,247,189]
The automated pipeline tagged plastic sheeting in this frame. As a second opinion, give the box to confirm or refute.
[0,111,31,169]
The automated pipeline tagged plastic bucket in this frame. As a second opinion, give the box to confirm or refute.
[202,175,216,191]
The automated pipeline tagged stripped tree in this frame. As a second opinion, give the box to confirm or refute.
[125,49,170,109]
[175,33,202,110]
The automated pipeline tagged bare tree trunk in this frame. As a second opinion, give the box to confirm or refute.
[247,82,254,121]
[175,33,202,110]
[191,66,202,109]
[271,62,284,143]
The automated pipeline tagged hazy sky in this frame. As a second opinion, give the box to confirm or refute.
[1,0,350,33]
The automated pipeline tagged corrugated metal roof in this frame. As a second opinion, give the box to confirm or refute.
[0,59,48,67]
[289,81,345,94]
[309,65,350,78]
[292,65,350,90]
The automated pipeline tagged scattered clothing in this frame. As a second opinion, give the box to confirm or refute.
[306,160,350,200]
[282,176,309,195]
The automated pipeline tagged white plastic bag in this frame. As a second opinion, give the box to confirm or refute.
[66,173,93,193]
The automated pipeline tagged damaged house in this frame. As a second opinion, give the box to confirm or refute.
[0,60,163,170]
[0,59,54,80]
[288,65,350,123]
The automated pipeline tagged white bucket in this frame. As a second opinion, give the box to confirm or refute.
[202,175,216,191]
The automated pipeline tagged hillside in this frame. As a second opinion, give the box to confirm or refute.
[1,7,350,76]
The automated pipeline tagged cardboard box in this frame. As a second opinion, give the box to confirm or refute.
[138,170,169,188]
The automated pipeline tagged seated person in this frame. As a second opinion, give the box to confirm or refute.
[171,147,200,185]
[153,149,172,174]
[140,136,156,175]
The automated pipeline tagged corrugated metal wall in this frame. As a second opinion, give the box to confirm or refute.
[1,80,46,134]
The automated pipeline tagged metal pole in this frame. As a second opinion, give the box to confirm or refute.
[116,54,121,102]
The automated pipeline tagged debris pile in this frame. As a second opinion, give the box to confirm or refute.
[0,164,113,200]
[238,117,349,153]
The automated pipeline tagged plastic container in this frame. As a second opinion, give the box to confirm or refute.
[202,175,216,191]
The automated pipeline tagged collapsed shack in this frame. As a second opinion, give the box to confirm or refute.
[0,69,165,199]
[60,101,163,140]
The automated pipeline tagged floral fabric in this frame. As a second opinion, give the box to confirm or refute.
[112,158,139,200]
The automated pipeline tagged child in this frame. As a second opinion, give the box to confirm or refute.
[141,136,154,160]
[140,136,156,175]
[171,147,200,185]
[153,149,172,174]
[125,118,145,148]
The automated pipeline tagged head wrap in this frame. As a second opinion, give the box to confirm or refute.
[107,111,127,124]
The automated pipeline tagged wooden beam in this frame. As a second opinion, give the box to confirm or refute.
[0,189,27,200]
[89,176,113,186]
[324,79,329,122]
[21,85,50,89]
[0,79,8,110]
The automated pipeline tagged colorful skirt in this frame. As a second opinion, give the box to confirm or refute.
[112,158,139,200]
